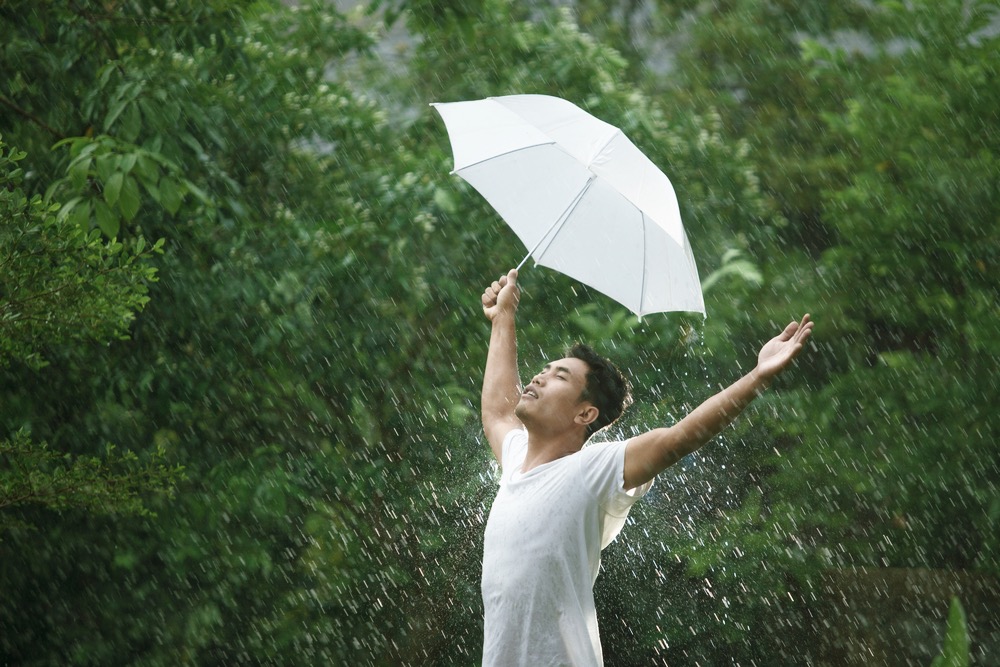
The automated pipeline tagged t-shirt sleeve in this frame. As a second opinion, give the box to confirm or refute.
[580,441,654,548]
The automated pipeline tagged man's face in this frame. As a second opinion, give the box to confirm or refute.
[515,357,594,430]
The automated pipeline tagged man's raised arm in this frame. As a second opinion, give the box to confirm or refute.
[480,269,524,462]
[623,314,814,489]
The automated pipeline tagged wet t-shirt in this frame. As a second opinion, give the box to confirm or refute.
[481,428,653,666]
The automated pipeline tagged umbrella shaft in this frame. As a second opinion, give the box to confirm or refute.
[519,175,595,270]
[516,250,532,271]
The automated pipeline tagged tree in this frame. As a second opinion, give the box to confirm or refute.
[5,0,995,663]
[650,0,1000,662]
[1,0,775,663]
[0,136,178,529]
[0,137,159,369]
[505,0,1000,661]
[783,0,1000,574]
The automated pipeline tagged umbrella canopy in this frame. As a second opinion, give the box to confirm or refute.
[431,94,705,316]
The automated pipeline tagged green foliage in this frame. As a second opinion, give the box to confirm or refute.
[771,0,1000,578]
[931,597,970,667]
[47,134,194,235]
[0,136,181,532]
[0,137,160,369]
[535,0,999,661]
[1,0,998,664]
[0,429,182,529]
[651,0,1000,661]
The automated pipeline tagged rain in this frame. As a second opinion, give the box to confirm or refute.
[1,0,998,665]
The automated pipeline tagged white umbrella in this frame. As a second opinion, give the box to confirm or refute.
[431,94,704,316]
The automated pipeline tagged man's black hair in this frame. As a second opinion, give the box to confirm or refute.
[566,342,633,438]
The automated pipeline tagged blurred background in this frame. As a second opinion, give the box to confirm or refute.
[1,0,997,664]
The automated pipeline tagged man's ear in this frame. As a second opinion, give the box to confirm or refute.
[575,405,599,427]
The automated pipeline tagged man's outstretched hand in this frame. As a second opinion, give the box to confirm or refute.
[755,314,814,379]
[482,269,520,322]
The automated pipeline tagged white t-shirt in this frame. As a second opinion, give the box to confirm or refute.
[481,428,653,666]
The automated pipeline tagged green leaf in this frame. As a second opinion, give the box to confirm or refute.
[159,177,183,214]
[142,179,161,204]
[104,171,124,207]
[56,196,84,223]
[182,178,211,205]
[121,104,142,142]
[95,153,117,183]
[69,157,91,189]
[104,98,129,130]
[134,154,159,183]
[50,136,78,151]
[931,597,970,667]
[69,198,92,228]
[94,199,120,237]
[701,251,764,293]
[120,152,137,173]
[118,175,141,220]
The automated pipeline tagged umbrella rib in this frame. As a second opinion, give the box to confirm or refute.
[451,141,555,174]
[586,129,623,169]
[518,175,596,269]
[639,211,648,318]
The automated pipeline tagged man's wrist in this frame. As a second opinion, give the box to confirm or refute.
[747,366,775,392]
[491,311,517,326]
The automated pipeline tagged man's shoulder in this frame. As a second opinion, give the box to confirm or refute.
[581,438,626,454]
[577,439,627,466]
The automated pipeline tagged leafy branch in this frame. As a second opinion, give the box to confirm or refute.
[0,430,185,530]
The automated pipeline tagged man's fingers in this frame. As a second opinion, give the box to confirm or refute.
[778,320,799,341]
[795,315,813,342]
[482,270,520,315]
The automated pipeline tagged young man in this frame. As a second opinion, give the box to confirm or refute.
[479,268,813,666]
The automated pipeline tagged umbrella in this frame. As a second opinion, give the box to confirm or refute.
[431,94,704,316]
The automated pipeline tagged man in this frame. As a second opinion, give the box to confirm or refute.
[479,268,814,666]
